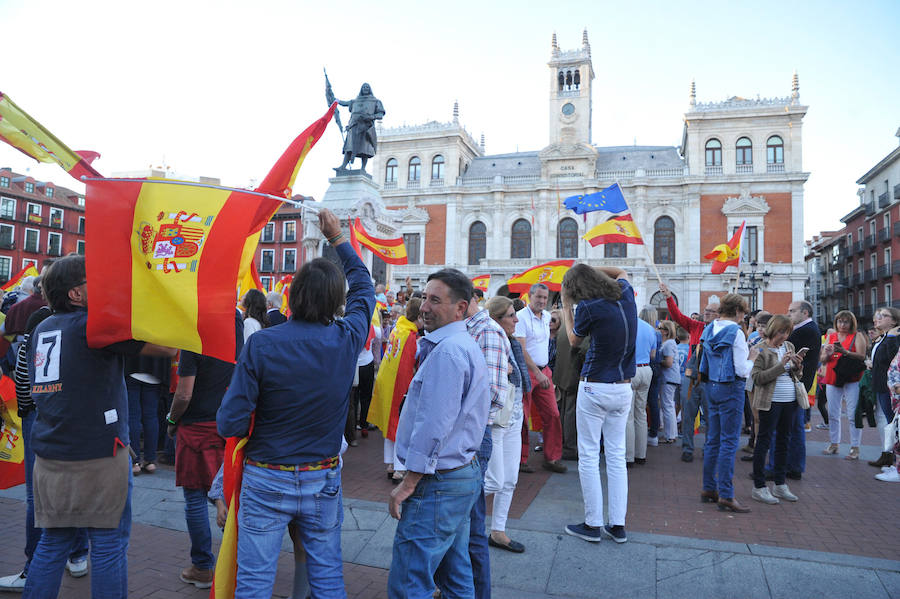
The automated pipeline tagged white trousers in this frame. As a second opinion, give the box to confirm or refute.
[485,393,523,532]
[576,380,631,527]
[826,382,862,447]
[626,365,652,461]
[661,383,679,441]
[382,438,406,472]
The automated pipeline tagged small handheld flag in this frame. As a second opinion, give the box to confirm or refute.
[704,221,745,274]
[472,275,490,293]
[350,219,408,265]
[507,260,574,294]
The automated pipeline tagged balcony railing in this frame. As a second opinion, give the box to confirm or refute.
[50,217,63,229]
[865,202,876,216]
[865,269,877,283]
[0,240,13,250]
[866,235,877,248]
[835,275,849,288]
[383,181,397,190]
[894,222,900,237]
[878,264,892,279]
[406,180,420,188]
[879,192,891,210]
[766,163,785,173]
[861,304,875,318]
[705,165,723,175]
[895,183,900,200]
[879,227,891,243]
[430,178,444,187]
[853,272,864,286]
[735,164,753,174]
[852,240,864,254]
[24,243,38,253]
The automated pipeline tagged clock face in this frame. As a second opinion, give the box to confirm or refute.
[561,102,575,116]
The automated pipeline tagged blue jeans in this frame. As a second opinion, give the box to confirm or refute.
[877,391,893,421]
[680,378,707,455]
[702,380,744,500]
[765,404,806,473]
[435,428,491,599]
[183,488,214,569]
[236,464,344,599]
[647,366,661,438]
[754,401,797,487]
[127,378,160,464]
[389,459,481,599]
[24,462,132,599]
[21,411,88,577]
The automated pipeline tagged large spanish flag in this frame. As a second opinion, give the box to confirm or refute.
[704,220,745,274]
[0,92,102,182]
[1,264,39,292]
[350,218,408,264]
[369,316,419,441]
[85,179,282,363]
[507,259,574,294]
[583,214,644,247]
[0,376,24,490]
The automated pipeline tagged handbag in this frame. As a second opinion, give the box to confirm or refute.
[884,413,900,453]
[794,379,810,410]
[831,335,866,387]
[493,383,517,428]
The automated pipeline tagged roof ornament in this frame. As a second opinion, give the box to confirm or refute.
[791,70,799,103]
[480,133,485,151]
[551,32,558,54]
[690,79,696,106]
[582,28,590,55]
[453,100,459,123]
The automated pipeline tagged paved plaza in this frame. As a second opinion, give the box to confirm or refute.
[2,410,898,598]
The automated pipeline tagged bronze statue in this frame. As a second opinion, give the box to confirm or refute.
[325,72,385,174]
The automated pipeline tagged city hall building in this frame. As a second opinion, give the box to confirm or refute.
[316,31,810,315]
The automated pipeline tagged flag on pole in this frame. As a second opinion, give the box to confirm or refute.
[472,274,490,292]
[85,104,335,363]
[0,264,39,292]
[350,218,408,264]
[0,375,24,490]
[273,274,292,315]
[507,260,574,294]
[582,214,644,247]
[564,182,628,216]
[0,92,102,182]
[236,261,263,301]
[704,220,745,274]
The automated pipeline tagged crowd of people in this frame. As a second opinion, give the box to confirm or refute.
[0,206,898,598]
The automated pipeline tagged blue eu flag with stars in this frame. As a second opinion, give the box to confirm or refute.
[564,183,628,215]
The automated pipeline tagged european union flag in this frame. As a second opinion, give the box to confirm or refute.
[564,183,629,215]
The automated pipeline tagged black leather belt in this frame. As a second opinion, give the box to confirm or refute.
[435,457,476,475]
[581,377,631,384]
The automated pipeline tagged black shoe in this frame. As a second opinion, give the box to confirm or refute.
[740,455,754,462]
[681,452,693,463]
[602,524,628,544]
[534,445,543,453]
[488,536,525,553]
[634,457,646,465]
[786,471,802,480]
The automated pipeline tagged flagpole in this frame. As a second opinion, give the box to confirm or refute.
[615,180,663,286]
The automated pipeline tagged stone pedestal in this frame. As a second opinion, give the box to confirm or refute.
[320,173,385,216]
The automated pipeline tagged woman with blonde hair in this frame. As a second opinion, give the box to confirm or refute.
[749,315,803,504]
[821,310,868,459]
[657,320,680,443]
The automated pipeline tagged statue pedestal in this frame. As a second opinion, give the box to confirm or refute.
[320,173,384,215]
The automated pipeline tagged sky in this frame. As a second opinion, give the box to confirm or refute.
[1,0,898,240]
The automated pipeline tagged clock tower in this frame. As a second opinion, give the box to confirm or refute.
[548,29,594,147]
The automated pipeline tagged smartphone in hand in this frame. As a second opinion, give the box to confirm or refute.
[796,347,809,358]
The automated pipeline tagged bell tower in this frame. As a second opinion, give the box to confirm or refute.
[548,29,594,147]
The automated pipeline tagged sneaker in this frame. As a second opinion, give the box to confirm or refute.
[772,484,798,502]
[647,436,658,447]
[681,452,693,463]
[0,572,26,591]
[815,423,829,430]
[180,565,214,589]
[602,524,628,544]
[565,522,603,542]
[751,486,779,505]
[66,559,88,578]
[882,465,896,473]
[875,468,900,482]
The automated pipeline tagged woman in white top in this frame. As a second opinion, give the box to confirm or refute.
[749,315,803,505]
[241,289,268,342]
[657,320,680,443]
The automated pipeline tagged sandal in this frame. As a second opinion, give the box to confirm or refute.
[142,462,157,474]
[845,447,859,461]
[132,463,142,476]
[823,443,839,455]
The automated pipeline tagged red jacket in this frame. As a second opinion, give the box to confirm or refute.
[666,296,706,353]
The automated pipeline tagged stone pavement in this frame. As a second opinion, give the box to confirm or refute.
[1,409,899,598]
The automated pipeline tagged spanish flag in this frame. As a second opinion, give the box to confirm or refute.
[704,220,745,274]
[0,376,24,490]
[212,431,251,598]
[273,274,292,315]
[507,260,574,294]
[350,218,408,265]
[583,214,644,247]
[0,264,39,292]
[236,261,263,300]
[0,92,102,182]
[370,316,419,441]
[472,274,490,293]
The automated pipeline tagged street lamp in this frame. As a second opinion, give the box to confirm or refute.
[737,261,771,311]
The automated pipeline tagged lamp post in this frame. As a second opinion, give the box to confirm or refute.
[737,261,771,311]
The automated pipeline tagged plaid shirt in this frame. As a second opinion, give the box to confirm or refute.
[466,308,510,425]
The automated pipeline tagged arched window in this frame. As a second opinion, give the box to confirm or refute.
[565,71,572,88]
[511,219,531,259]
[573,69,581,89]
[558,71,565,90]
[767,136,783,164]
[557,218,578,258]
[735,137,752,165]
[654,216,676,264]
[468,221,486,265]
[431,155,444,181]
[385,158,397,182]
[705,139,722,166]
[408,156,421,181]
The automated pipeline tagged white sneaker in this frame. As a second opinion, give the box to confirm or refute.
[772,484,798,502]
[66,559,88,578]
[882,465,896,473]
[0,571,26,591]
[647,436,659,447]
[875,468,900,482]
[751,486,779,504]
